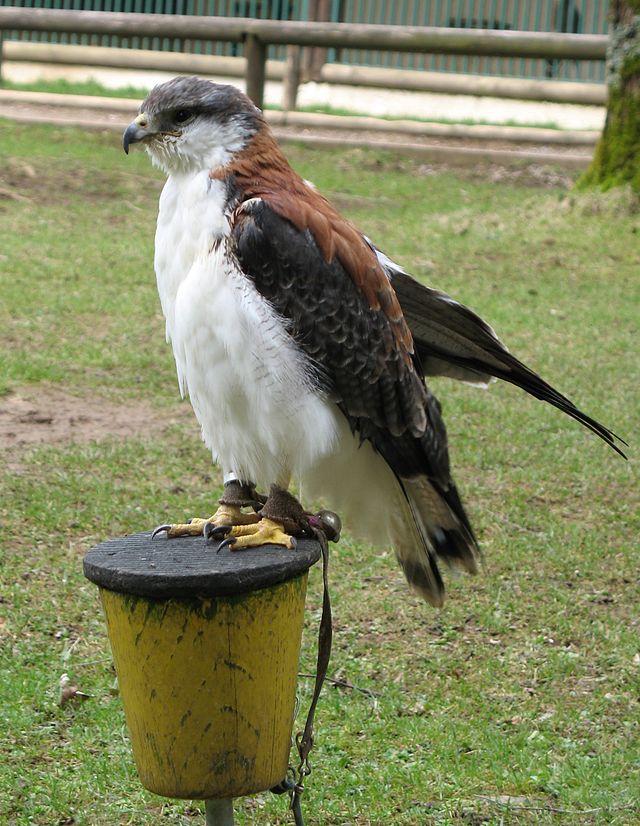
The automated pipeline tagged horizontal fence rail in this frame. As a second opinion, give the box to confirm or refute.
[0,87,598,169]
[0,40,608,106]
[0,8,608,58]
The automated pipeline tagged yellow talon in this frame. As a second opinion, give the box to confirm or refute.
[156,504,260,539]
[210,504,261,528]
[226,517,296,550]
[165,518,209,538]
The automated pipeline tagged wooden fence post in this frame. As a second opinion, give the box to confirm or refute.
[244,33,266,109]
[282,44,301,111]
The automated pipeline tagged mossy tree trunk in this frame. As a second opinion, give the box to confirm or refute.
[580,1,640,191]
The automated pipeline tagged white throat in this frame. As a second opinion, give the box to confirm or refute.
[146,117,253,175]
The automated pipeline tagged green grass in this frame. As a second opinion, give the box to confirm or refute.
[0,120,638,826]
[1,77,151,100]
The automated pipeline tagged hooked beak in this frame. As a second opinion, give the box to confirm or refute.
[123,113,155,154]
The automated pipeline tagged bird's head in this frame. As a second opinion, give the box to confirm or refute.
[123,76,263,173]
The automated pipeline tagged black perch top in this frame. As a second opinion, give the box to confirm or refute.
[83,532,322,599]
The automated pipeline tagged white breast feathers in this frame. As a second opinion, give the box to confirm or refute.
[153,171,339,488]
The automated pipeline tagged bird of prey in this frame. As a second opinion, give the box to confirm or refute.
[123,76,624,606]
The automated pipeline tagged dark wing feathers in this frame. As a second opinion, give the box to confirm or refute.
[214,129,414,359]
[230,200,426,446]
[230,199,479,604]
[385,264,627,458]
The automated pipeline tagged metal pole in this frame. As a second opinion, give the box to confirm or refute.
[205,799,234,826]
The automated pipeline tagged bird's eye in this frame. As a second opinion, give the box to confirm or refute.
[174,109,193,124]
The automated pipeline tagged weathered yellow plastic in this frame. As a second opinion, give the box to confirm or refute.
[99,574,308,799]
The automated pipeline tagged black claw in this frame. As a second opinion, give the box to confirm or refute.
[151,524,172,539]
[216,536,238,554]
[203,522,232,543]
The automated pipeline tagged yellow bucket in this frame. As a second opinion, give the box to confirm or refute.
[84,532,320,799]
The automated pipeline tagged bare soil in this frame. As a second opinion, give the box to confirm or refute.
[0,155,145,208]
[0,385,182,451]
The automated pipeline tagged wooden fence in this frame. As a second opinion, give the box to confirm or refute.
[0,7,608,109]
[0,0,610,83]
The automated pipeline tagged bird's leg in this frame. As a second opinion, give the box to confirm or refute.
[218,484,310,551]
[210,476,265,528]
[152,476,263,539]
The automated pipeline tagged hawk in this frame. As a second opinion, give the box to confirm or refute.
[123,77,624,606]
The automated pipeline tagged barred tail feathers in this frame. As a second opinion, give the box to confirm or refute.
[391,476,480,606]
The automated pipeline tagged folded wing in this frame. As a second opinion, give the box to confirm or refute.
[374,247,626,458]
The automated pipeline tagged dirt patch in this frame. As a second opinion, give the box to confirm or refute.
[0,156,127,208]
[0,385,185,452]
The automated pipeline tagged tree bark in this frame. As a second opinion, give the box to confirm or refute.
[580,1,640,191]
